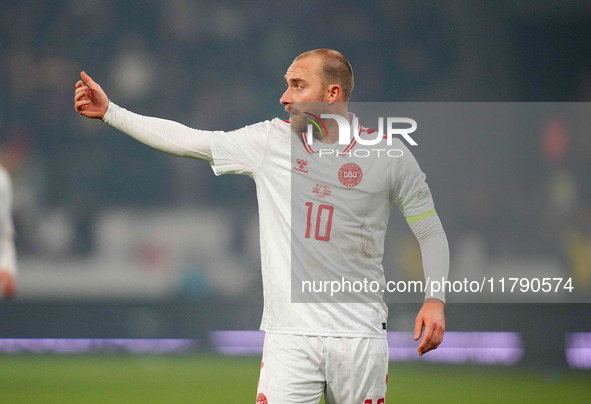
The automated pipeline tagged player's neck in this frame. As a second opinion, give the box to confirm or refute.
[315,111,349,145]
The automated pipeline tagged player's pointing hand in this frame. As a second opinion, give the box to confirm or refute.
[75,71,109,119]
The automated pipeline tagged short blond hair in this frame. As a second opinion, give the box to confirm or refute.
[295,49,354,101]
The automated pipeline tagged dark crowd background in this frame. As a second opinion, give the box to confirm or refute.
[1,0,590,368]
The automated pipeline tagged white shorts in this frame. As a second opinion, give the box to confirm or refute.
[256,333,388,404]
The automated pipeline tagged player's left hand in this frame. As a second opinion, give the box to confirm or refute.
[0,270,16,300]
[414,298,445,356]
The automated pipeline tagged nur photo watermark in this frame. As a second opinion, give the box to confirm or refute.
[290,102,591,304]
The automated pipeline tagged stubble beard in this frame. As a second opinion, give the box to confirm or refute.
[289,98,330,136]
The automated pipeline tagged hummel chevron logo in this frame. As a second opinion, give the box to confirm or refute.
[293,159,309,173]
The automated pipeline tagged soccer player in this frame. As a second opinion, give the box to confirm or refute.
[0,163,17,300]
[75,49,449,403]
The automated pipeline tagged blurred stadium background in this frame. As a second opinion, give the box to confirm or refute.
[1,0,591,402]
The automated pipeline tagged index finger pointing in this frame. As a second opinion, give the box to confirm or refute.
[80,71,96,86]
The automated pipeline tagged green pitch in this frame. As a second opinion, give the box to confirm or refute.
[0,354,589,403]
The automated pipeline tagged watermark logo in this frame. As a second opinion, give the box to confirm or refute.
[338,163,363,187]
[305,114,418,147]
[302,112,328,139]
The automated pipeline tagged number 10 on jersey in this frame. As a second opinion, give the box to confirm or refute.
[304,202,334,241]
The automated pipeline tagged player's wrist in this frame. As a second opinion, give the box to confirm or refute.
[424,297,444,305]
[101,101,116,123]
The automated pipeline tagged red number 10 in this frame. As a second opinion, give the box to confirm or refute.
[364,399,385,404]
[304,202,334,241]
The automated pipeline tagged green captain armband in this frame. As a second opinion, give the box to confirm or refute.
[405,208,437,226]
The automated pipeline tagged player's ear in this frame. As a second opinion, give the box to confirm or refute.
[327,84,341,103]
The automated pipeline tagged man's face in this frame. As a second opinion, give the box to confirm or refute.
[280,55,328,133]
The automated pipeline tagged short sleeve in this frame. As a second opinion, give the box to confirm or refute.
[206,120,273,177]
[391,142,435,218]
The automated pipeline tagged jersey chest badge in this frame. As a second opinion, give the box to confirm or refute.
[338,163,363,187]
[293,159,309,173]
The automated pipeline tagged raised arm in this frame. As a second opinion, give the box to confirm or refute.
[74,72,212,161]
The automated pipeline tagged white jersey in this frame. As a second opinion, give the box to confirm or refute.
[0,165,17,276]
[207,115,435,338]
